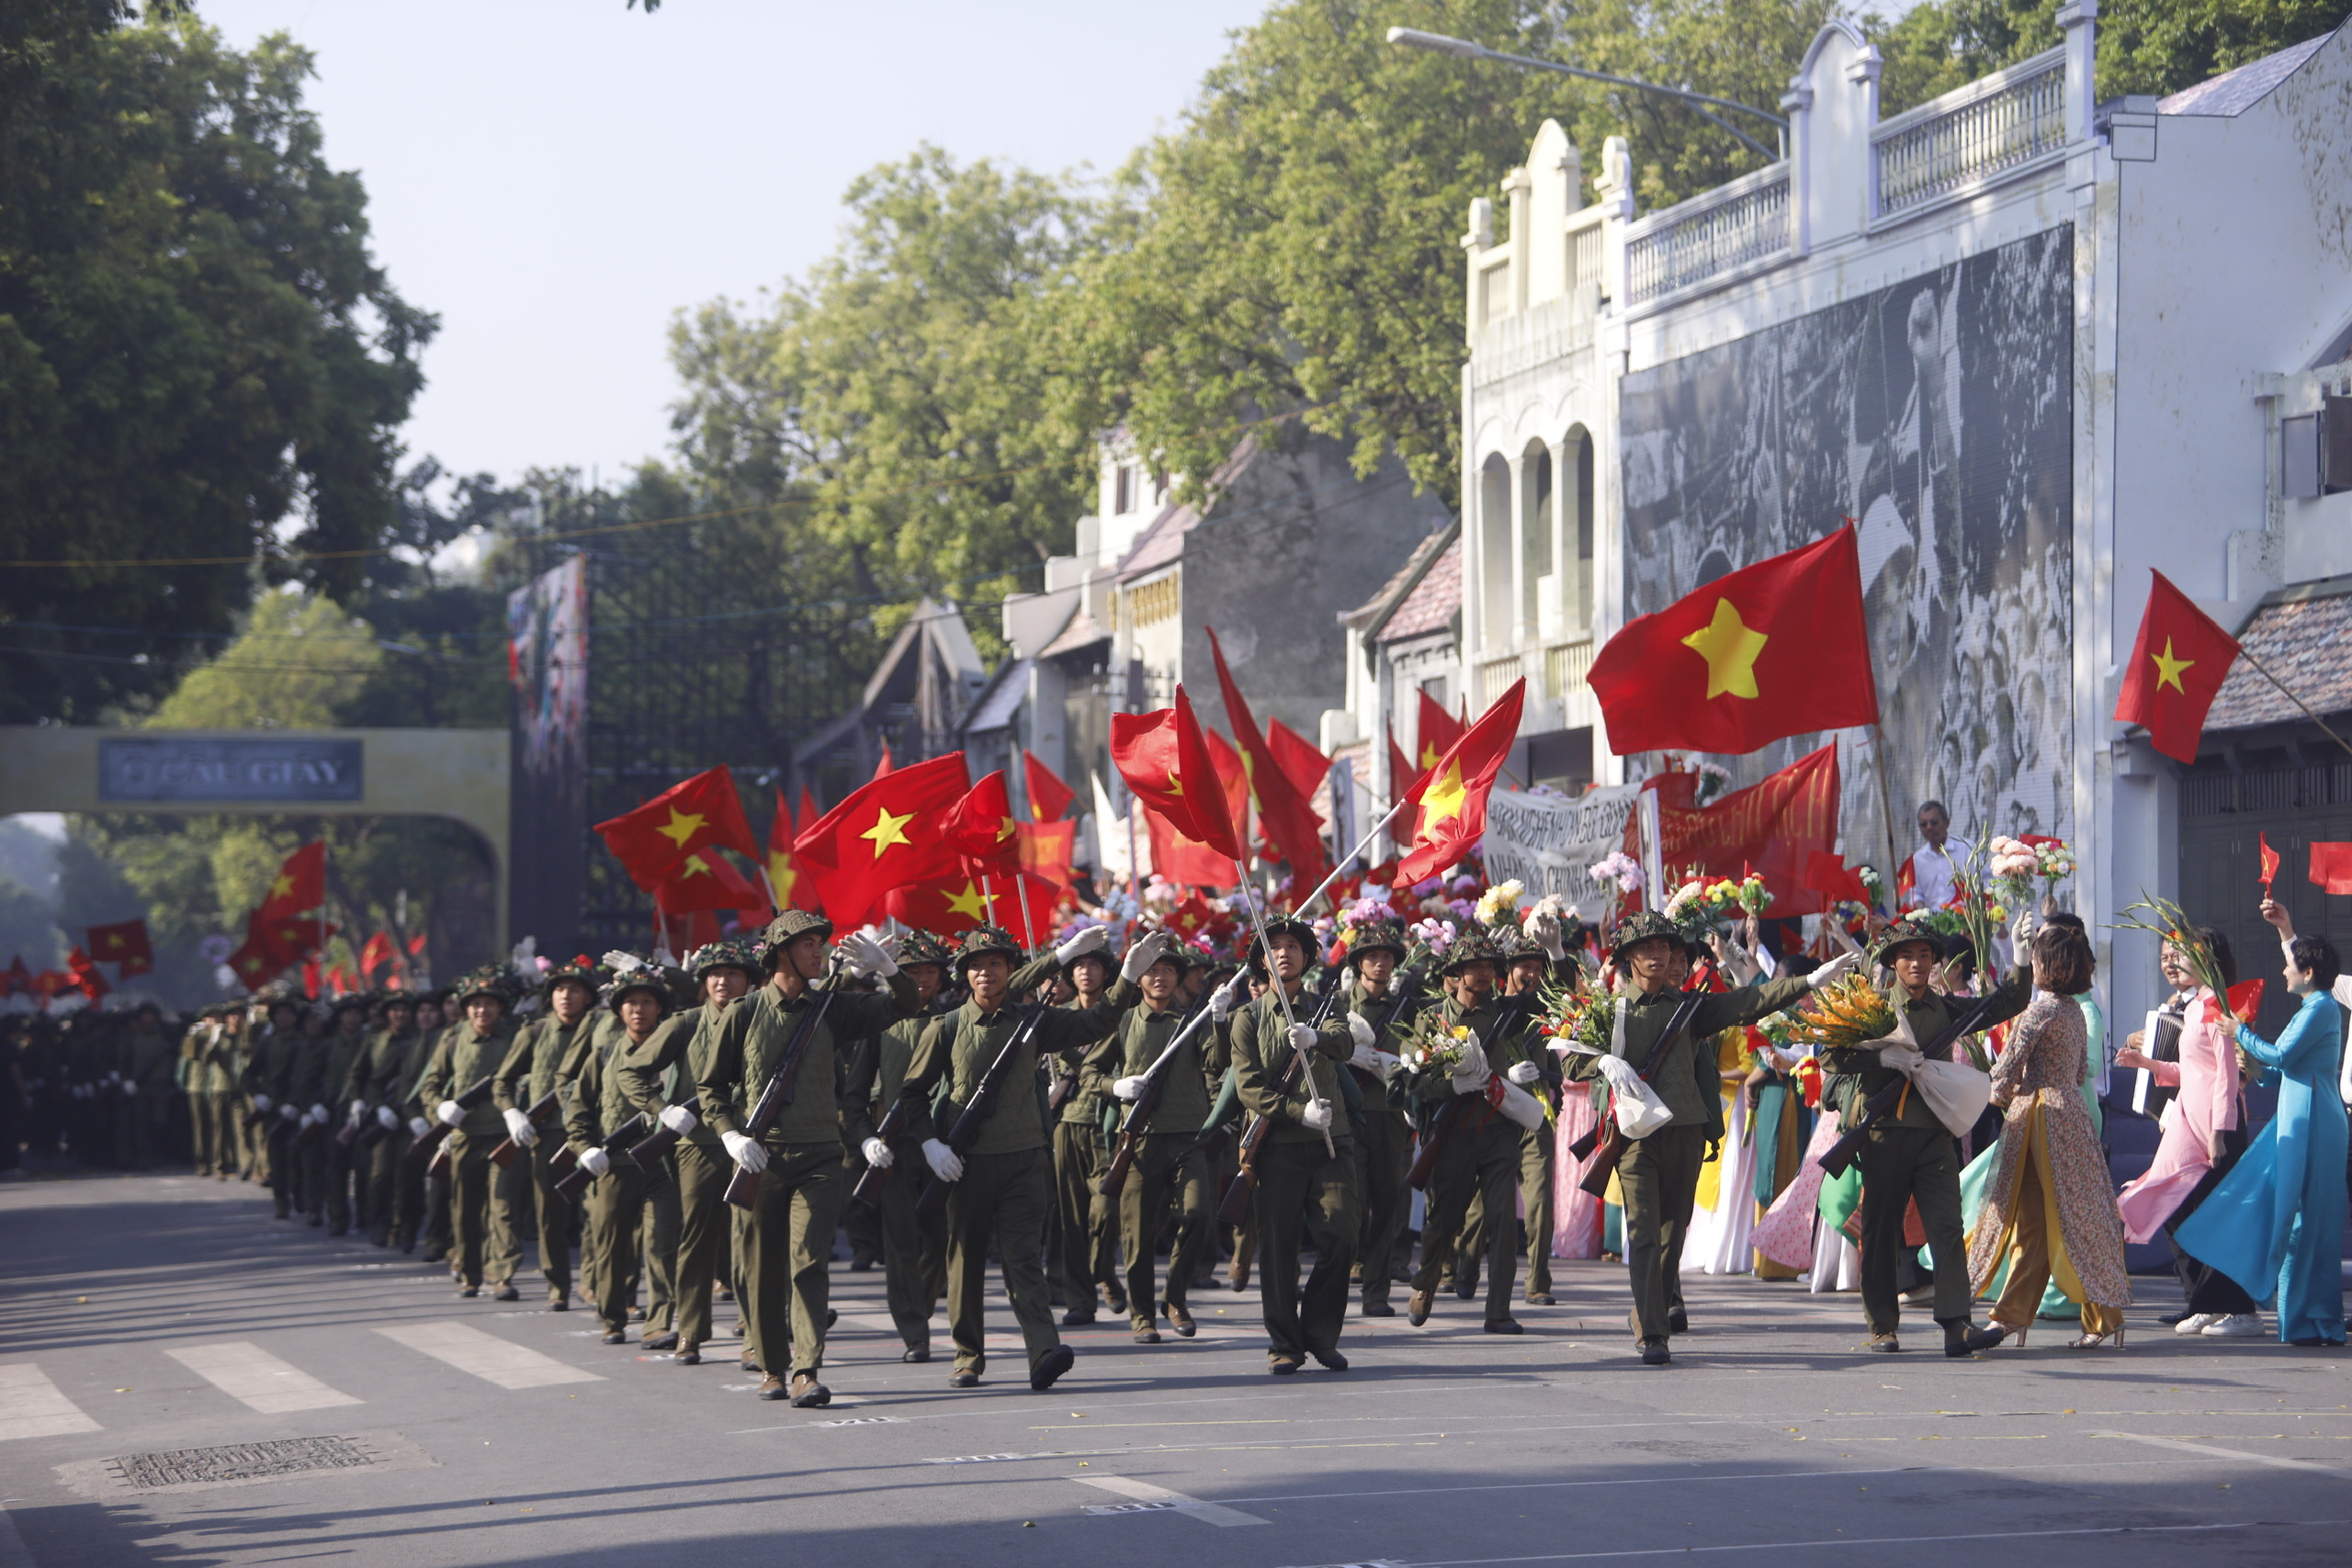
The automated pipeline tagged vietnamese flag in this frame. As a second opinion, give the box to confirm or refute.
[358,931,399,977]
[795,750,970,925]
[1801,850,1873,908]
[65,946,109,1001]
[884,872,997,937]
[86,919,153,976]
[1205,629,1326,883]
[1388,738,1419,808]
[1111,686,1242,862]
[1395,680,1524,886]
[1588,526,1879,756]
[596,767,762,893]
[654,848,769,918]
[2259,832,2280,891]
[766,790,820,913]
[995,873,1065,947]
[946,770,1022,875]
[258,841,326,920]
[1267,719,1329,807]
[1017,818,1076,887]
[2113,570,2240,763]
[871,741,894,781]
[1415,690,1465,773]
[1023,750,1074,823]
[2310,841,2352,896]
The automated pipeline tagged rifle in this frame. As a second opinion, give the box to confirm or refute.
[1215,966,1350,1226]
[720,971,849,1213]
[488,1089,563,1168]
[913,1001,1051,1224]
[1407,988,1544,1191]
[552,1111,650,1203]
[1815,990,2007,1179]
[1098,987,1220,1202]
[409,1074,496,1178]
[845,1021,931,1209]
[1569,992,1710,1198]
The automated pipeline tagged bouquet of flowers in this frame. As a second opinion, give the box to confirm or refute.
[2034,836,2075,886]
[1986,834,2041,910]
[1474,878,1526,926]
[1406,915,1458,967]
[1401,1013,1478,1075]
[1543,980,1615,1055]
[1784,970,1898,1051]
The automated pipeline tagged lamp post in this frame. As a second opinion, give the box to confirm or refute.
[1386,27,1785,162]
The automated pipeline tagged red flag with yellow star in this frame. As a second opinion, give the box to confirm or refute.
[1205,626,1328,886]
[595,767,762,893]
[652,848,768,918]
[766,790,820,913]
[1022,750,1074,822]
[1110,686,1242,863]
[1414,690,1464,774]
[2114,570,2240,763]
[945,770,1022,875]
[1586,526,1878,756]
[257,841,325,920]
[1394,680,1524,886]
[795,750,970,926]
[883,872,998,937]
[85,919,153,976]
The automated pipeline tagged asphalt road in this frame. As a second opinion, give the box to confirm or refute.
[4,1171,2349,1568]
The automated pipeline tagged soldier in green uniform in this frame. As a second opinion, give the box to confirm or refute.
[1085,941,1226,1343]
[309,995,371,1234]
[614,937,759,1366]
[417,966,524,1298]
[186,1006,239,1179]
[1048,946,1125,1325]
[1339,921,1418,1316]
[1820,918,2028,1356]
[493,956,604,1308]
[1453,916,1579,1306]
[242,992,309,1219]
[398,988,452,1257]
[345,991,419,1247]
[1404,931,1549,1333]
[695,912,916,1407]
[842,931,956,1362]
[116,1003,175,1169]
[566,959,673,1345]
[891,924,1157,1391]
[1565,911,1849,1364]
[1233,915,1369,1373]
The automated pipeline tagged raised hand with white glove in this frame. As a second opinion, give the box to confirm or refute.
[839,931,899,979]
[435,1099,465,1127]
[860,1137,894,1168]
[1209,969,1250,1022]
[2008,908,2038,956]
[1526,908,1568,962]
[1111,1075,1147,1101]
[376,1105,400,1130]
[1119,929,1173,983]
[658,1103,697,1134]
[503,1106,537,1146]
[922,1138,964,1182]
[1054,924,1111,967]
[720,1129,768,1174]
[1807,948,1863,988]
[578,1146,610,1179]
[1506,1060,1542,1085]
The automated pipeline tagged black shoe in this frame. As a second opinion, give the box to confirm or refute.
[1362,1300,1396,1318]
[492,1282,519,1303]
[1526,1292,1555,1306]
[756,1373,788,1401]
[642,1331,678,1351]
[548,1297,569,1313]
[1408,1290,1433,1327]
[1061,1308,1096,1327]
[1667,1308,1688,1335]
[1453,1278,1477,1300]
[602,1329,627,1345]
[850,1255,876,1273]
[1103,1288,1128,1315]
[678,1347,702,1365]
[788,1374,831,1408]
[1029,1346,1075,1391]
[1640,1339,1671,1366]
[1133,1326,1162,1344]
[1946,1322,2007,1356]
[901,1347,930,1363]
[1163,1301,1195,1337]
[458,1285,480,1299]
[1485,1318,1525,1336]
[949,1369,980,1388]
[1310,1347,1348,1371]
[827,1308,838,1329]
[1864,1334,1902,1353]
[2156,1309,2195,1326]
[1268,1357,1302,1375]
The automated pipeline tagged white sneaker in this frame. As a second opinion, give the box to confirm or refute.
[2172,1313,2220,1336]
[2201,1314,2264,1337]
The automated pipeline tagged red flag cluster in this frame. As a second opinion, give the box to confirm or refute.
[224,842,338,991]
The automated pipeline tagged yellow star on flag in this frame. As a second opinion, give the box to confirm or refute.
[997,816,1017,844]
[943,881,989,923]
[656,807,707,849]
[1419,759,1469,832]
[1419,741,1441,770]
[861,805,915,859]
[768,851,797,904]
[2150,637,2194,693]
[1165,772,1184,797]
[1679,597,1770,700]
[269,873,296,901]
[677,853,715,879]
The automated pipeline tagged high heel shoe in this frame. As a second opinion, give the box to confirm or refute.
[1987,1319,2030,1348]
[2066,1325,2125,1349]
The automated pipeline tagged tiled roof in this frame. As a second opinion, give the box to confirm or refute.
[1379,536,1462,644]
[1116,437,1262,580]
[1040,605,1109,660]
[2204,580,2352,730]
[2159,31,2332,116]
[1341,525,1455,629]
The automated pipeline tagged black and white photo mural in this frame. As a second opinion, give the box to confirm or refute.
[1617,223,2075,869]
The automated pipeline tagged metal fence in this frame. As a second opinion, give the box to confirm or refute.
[1874,50,2067,219]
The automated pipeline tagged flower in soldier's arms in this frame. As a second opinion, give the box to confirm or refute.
[1343,896,1389,928]
[1785,971,1898,1051]
[1475,879,1525,925]
[1402,1016,1476,1073]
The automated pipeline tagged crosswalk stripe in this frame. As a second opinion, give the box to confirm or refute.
[165,1342,362,1415]
[0,1362,100,1441]
[1071,1474,1268,1527]
[376,1322,604,1389]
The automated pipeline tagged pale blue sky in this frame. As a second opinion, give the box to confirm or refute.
[193,0,1270,488]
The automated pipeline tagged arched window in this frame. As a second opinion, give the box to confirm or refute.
[1478,454,1511,648]
[1521,440,1553,637]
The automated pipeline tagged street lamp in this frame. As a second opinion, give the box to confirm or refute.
[1387,26,1785,162]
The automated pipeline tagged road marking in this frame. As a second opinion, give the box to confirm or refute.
[1071,1474,1267,1527]
[375,1322,603,1389]
[164,1343,362,1415]
[921,1453,1040,1465]
[0,1364,98,1441]
[2099,1431,2351,1475]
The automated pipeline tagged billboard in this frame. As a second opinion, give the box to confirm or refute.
[1617,224,2075,866]
[507,556,589,953]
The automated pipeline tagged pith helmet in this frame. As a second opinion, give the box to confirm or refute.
[1344,919,1409,964]
[953,925,1024,976]
[1873,918,1946,962]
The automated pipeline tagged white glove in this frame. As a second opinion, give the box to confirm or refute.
[922,1138,964,1182]
[278,1103,300,1122]
[720,1130,768,1174]
[377,1105,399,1129]
[1120,930,1172,983]
[1211,972,1247,1021]
[1349,1043,1396,1079]
[1507,1060,1542,1085]
[1285,1021,1320,1054]
[1808,949,1862,987]
[298,1109,318,1128]
[122,1081,139,1099]
[2009,909,2037,954]
[436,1100,464,1127]
[251,1093,273,1113]
[310,1103,329,1122]
[407,1115,431,1137]
[1112,1075,1147,1101]
[1301,1098,1333,1132]
[839,931,899,979]
[349,1098,368,1121]
[1055,924,1111,967]
[1594,1052,1642,1092]
[1347,1014,1375,1049]
[1527,910,1567,962]
[1450,1035,1490,1090]
[578,1146,610,1179]
[658,1103,697,1134]
[860,1136,893,1168]
[503,1106,537,1146]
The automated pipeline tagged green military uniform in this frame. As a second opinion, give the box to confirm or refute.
[345,1008,418,1246]
[1456,939,1577,1305]
[841,931,959,1360]
[417,970,524,1293]
[116,1011,175,1169]
[567,968,677,1341]
[493,962,604,1306]
[393,999,450,1255]
[1050,960,1125,1321]
[309,1001,370,1234]
[1340,924,1420,1315]
[1565,912,1815,1352]
[241,1007,309,1218]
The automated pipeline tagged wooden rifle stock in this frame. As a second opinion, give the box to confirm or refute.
[914,1002,1049,1224]
[1815,992,2006,1178]
[488,1089,562,1168]
[1099,989,1219,1202]
[720,974,848,1213]
[1214,968,1350,1226]
[553,1111,650,1203]
[408,1074,496,1176]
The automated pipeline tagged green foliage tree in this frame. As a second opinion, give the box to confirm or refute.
[0,1,431,724]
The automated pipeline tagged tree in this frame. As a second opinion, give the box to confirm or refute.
[0,3,432,724]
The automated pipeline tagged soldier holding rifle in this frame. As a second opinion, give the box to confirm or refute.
[1340,921,1416,1317]
[344,990,418,1247]
[416,966,524,1299]
[565,959,675,1346]
[842,930,959,1363]
[493,956,605,1310]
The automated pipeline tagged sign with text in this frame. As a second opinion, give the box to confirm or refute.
[99,738,364,803]
[1480,783,1646,922]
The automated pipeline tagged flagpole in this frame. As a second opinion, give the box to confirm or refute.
[2232,645,2352,763]
[1231,855,1333,1160]
[1293,798,1412,917]
[1868,723,1903,908]
[980,872,1000,928]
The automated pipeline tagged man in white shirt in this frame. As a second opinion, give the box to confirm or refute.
[1903,800,1965,912]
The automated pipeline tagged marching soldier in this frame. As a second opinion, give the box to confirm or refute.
[890,924,1159,1391]
[1086,942,1225,1343]
[1339,921,1417,1316]
[417,966,524,1299]
[1232,916,1369,1373]
[398,988,453,1257]
[241,991,308,1219]
[345,991,420,1247]
[493,955,605,1309]
[695,912,916,1406]
[842,931,956,1362]
[311,995,371,1235]
[116,1003,175,1169]
[1453,918,1577,1307]
[565,959,674,1345]
[1564,911,1849,1365]
[1049,945,1125,1325]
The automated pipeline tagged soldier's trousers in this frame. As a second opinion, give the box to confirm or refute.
[522,1139,574,1301]
[1122,1134,1211,1330]
[872,1141,945,1352]
[1050,1121,1118,1311]
[945,1147,1058,1377]
[363,1134,401,1244]
[1252,1138,1359,1364]
[1619,1123,1705,1342]
[1412,1120,1521,1324]
[421,1166,454,1256]
[586,1161,674,1335]
[741,1143,842,1380]
[632,1161,680,1334]
[189,1091,221,1175]
[321,1137,355,1232]
[1859,1126,1968,1337]
[266,1119,300,1216]
[1354,1107,1413,1307]
[672,1142,729,1350]
[448,1133,524,1289]
[1520,1122,1555,1296]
